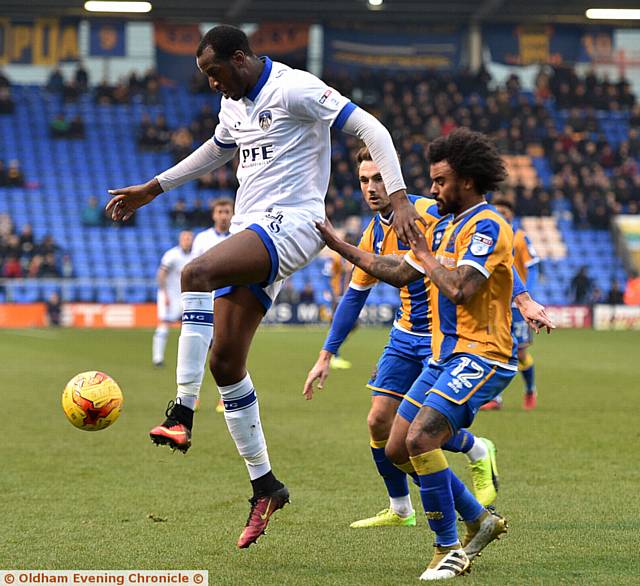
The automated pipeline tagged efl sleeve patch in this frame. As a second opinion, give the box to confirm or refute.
[284,71,351,124]
[469,233,494,256]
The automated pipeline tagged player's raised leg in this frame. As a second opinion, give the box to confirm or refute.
[149,230,270,452]
[210,288,289,548]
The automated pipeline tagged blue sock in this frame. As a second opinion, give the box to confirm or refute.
[371,441,409,498]
[519,353,536,394]
[411,449,458,547]
[442,428,475,454]
[450,472,484,522]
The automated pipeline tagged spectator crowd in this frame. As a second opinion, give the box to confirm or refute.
[0,214,71,279]
[323,64,639,229]
[137,104,238,194]
[38,59,638,233]
[0,159,25,187]
[1,58,640,304]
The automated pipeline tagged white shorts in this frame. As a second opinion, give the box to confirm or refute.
[215,207,324,311]
[157,290,183,322]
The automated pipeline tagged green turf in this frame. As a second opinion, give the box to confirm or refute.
[1,327,639,584]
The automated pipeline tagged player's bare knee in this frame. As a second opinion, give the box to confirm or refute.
[405,427,429,455]
[181,259,210,292]
[406,411,449,455]
[367,408,393,439]
[384,438,407,465]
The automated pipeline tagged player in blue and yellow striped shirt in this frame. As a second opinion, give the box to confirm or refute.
[350,194,438,334]
[316,130,554,580]
[305,147,506,531]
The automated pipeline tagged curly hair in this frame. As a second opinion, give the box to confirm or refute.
[197,25,254,60]
[428,129,507,195]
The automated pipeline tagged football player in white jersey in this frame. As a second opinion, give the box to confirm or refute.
[192,197,233,257]
[152,231,194,367]
[106,25,423,549]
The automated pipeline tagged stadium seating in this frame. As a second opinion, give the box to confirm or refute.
[520,217,626,305]
[0,83,628,305]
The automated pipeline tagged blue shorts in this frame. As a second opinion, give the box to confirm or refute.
[512,307,532,347]
[397,353,517,431]
[367,327,432,401]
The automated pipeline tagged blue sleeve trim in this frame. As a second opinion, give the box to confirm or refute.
[526,263,538,295]
[332,101,357,130]
[213,136,237,149]
[512,266,527,299]
[246,223,280,285]
[323,286,370,354]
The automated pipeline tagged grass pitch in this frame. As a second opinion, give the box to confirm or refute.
[1,326,639,585]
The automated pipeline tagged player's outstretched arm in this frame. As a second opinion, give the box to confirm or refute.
[340,108,425,244]
[316,219,421,288]
[303,350,332,400]
[106,139,237,221]
[510,265,554,333]
[303,285,371,400]
[513,292,555,334]
[409,231,486,304]
[106,178,163,221]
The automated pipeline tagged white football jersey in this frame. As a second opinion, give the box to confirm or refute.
[214,57,355,219]
[159,246,195,300]
[192,227,231,257]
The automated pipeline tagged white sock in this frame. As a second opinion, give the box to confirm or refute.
[389,495,414,518]
[466,438,488,463]
[152,323,169,364]
[175,292,213,409]
[219,373,271,480]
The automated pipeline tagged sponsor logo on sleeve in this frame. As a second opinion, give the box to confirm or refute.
[319,89,332,104]
[469,233,494,256]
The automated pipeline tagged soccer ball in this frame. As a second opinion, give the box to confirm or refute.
[61,371,123,431]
